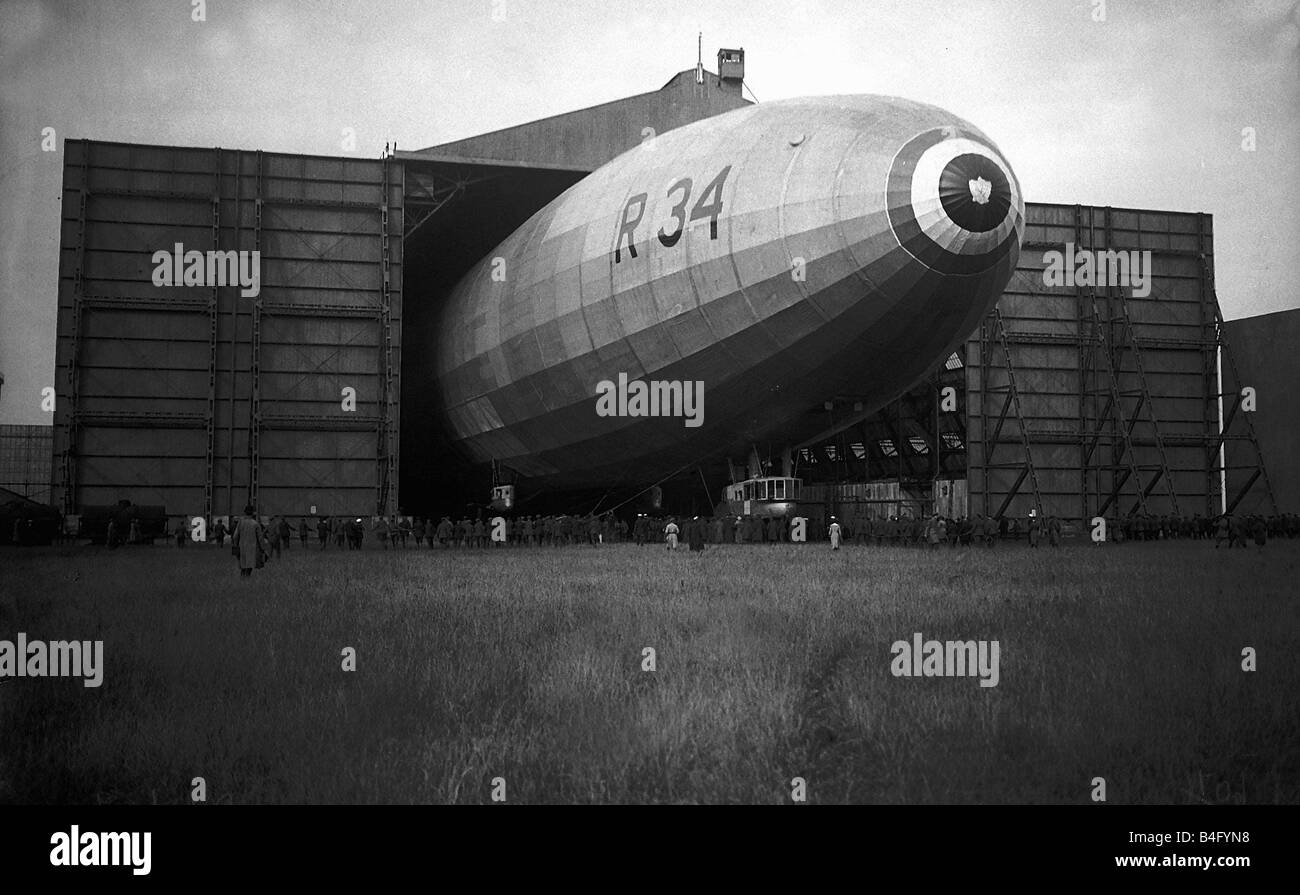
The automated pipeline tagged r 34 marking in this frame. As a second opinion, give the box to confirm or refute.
[614,165,732,263]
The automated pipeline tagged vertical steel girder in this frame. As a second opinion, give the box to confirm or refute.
[377,154,397,517]
[1101,205,1179,516]
[225,151,243,517]
[203,148,221,521]
[991,306,1042,516]
[248,150,264,510]
[1199,220,1218,516]
[979,317,989,514]
[1075,205,1089,520]
[1090,298,1148,517]
[1114,288,1180,515]
[60,146,90,516]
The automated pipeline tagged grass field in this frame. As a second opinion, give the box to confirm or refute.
[1,537,1297,804]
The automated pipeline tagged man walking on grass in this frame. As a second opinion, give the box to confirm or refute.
[232,505,269,580]
[664,517,679,551]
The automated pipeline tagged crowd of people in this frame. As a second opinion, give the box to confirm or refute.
[53,497,1294,582]
[190,509,1300,561]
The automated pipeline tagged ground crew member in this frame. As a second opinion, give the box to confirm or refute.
[231,505,269,579]
[267,518,282,559]
[1249,515,1267,550]
[664,517,679,551]
[688,516,706,552]
[1213,514,1229,548]
[925,514,943,549]
[1048,515,1062,547]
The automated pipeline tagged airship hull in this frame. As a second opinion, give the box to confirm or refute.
[431,95,1024,488]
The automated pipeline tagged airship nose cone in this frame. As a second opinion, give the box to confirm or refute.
[886,127,1023,276]
[938,153,1011,232]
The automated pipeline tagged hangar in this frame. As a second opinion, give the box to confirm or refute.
[47,50,1278,525]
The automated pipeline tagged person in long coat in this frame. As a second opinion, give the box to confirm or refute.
[232,505,268,579]
[687,517,706,552]
[267,518,282,559]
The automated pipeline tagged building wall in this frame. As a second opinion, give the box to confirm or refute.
[53,141,402,518]
[1223,307,1300,513]
[0,424,53,504]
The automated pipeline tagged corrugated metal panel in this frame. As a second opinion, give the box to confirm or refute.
[0,425,54,504]
[798,479,933,527]
[52,141,402,519]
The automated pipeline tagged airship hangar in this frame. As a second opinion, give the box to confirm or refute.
[19,48,1289,535]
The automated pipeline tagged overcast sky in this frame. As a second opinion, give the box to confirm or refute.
[2,0,1297,425]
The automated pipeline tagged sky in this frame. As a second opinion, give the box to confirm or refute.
[1,0,1298,425]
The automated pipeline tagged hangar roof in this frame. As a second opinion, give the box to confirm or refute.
[397,68,751,173]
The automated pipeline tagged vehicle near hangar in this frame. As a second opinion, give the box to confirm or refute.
[718,476,802,519]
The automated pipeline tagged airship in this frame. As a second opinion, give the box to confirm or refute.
[431,95,1024,491]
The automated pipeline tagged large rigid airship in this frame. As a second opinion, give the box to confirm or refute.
[433,95,1024,490]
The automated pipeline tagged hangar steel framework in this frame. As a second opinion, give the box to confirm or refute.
[52,140,403,520]
[966,203,1274,520]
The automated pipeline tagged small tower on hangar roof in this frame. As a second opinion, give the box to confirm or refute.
[717,47,744,94]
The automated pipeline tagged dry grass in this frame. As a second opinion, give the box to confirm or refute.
[1,537,1296,804]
